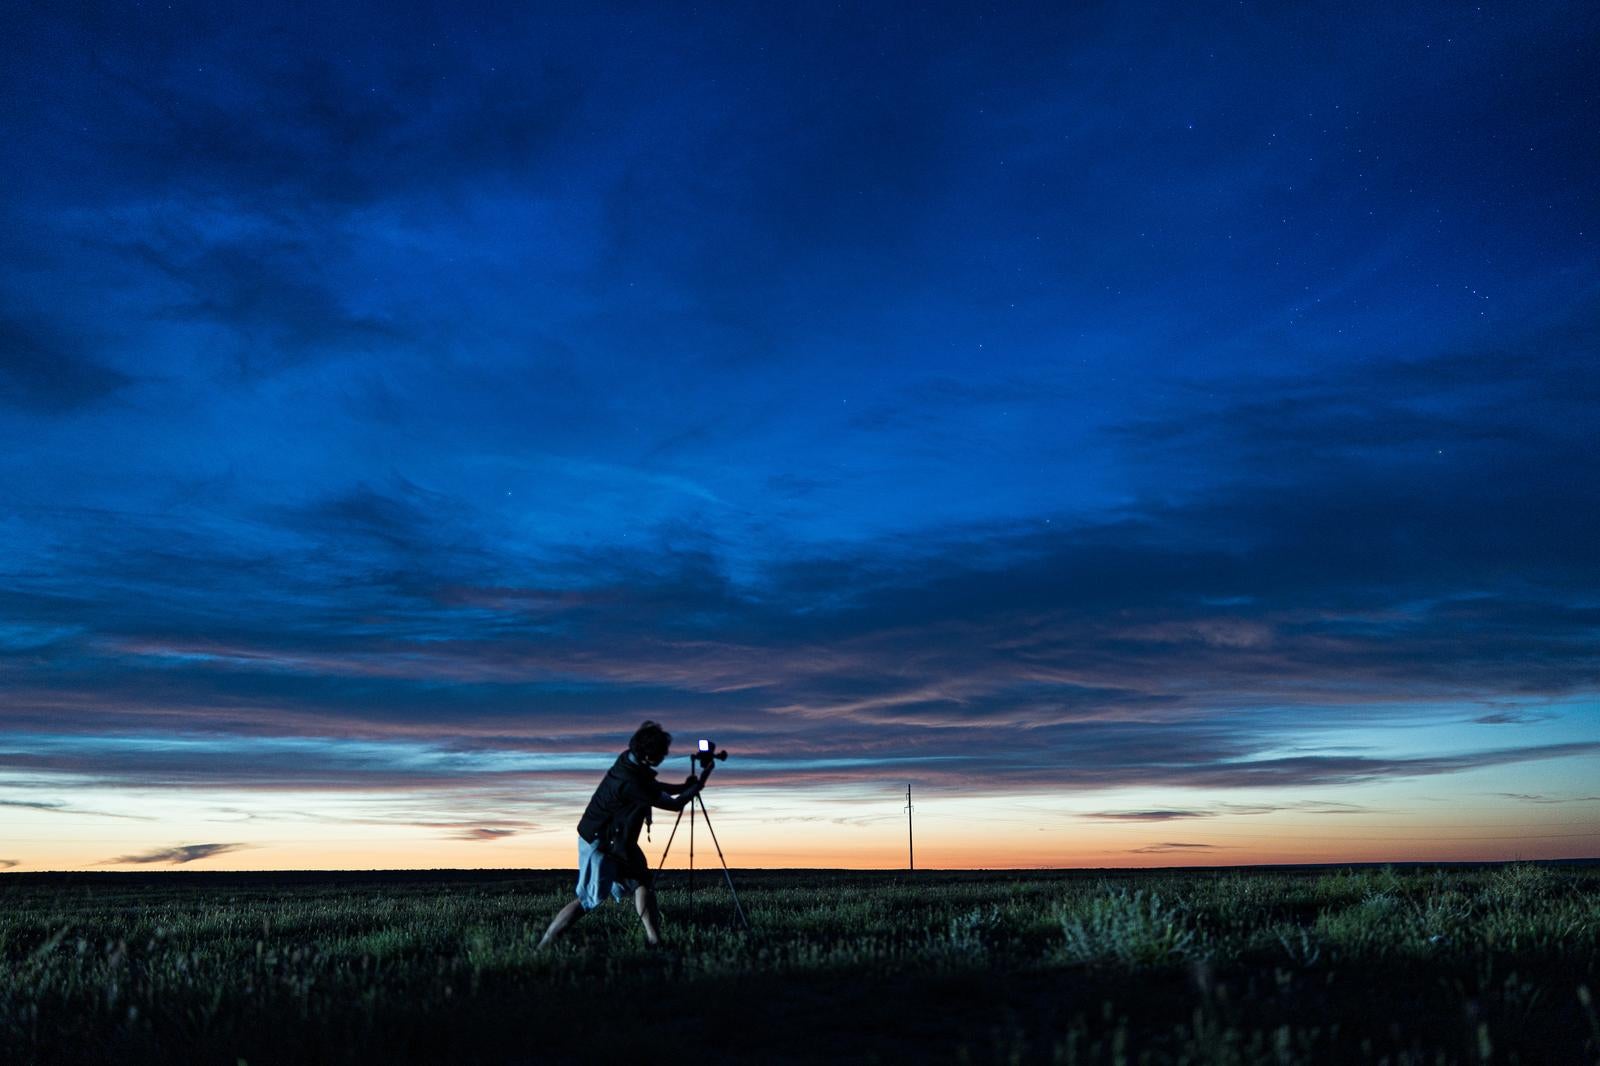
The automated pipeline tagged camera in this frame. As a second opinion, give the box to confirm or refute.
[695,738,729,769]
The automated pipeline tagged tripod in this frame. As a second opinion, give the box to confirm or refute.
[657,760,751,932]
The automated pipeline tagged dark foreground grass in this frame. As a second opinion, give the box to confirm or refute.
[3,864,1598,1064]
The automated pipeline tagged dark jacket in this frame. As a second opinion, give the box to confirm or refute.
[576,752,703,880]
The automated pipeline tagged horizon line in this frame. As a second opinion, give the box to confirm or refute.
[6,856,1598,877]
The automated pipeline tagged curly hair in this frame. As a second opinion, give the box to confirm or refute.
[628,720,672,763]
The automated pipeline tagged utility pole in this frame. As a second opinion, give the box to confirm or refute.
[905,783,914,873]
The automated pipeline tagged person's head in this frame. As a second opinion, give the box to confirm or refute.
[628,720,672,766]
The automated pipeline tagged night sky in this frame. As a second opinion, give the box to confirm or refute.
[2,2,1597,870]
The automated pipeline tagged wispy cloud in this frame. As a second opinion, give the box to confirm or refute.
[1084,801,1371,822]
[1474,711,1552,725]
[0,798,83,812]
[451,827,518,841]
[1129,843,1225,854]
[104,843,251,865]
[0,797,156,821]
[0,312,135,412]
[0,859,18,869]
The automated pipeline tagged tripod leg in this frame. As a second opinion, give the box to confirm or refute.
[657,804,687,868]
[695,795,752,933]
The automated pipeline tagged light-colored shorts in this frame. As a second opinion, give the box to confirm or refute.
[575,834,644,911]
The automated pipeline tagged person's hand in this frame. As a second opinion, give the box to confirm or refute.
[699,762,714,784]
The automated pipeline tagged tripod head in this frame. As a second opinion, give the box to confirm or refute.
[694,738,729,770]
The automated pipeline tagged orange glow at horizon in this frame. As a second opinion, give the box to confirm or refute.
[5,765,1597,874]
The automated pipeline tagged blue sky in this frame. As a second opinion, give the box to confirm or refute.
[1,1,1596,868]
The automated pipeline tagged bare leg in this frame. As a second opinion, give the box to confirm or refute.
[538,898,585,949]
[635,885,662,946]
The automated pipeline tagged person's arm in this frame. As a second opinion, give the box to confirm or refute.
[661,766,711,794]
[645,766,711,811]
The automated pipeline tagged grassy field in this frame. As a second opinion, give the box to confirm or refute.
[2,864,1598,1064]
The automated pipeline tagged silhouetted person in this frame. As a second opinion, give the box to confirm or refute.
[538,720,711,948]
